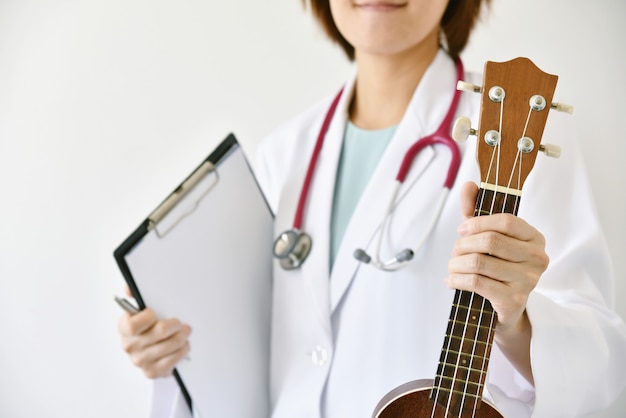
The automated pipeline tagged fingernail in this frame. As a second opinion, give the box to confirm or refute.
[457,222,468,236]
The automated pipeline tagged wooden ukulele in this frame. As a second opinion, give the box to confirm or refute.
[372,57,572,418]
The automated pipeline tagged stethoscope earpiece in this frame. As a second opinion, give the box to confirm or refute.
[353,249,371,264]
[353,248,415,271]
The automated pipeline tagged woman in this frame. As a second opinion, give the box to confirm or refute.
[118,0,626,416]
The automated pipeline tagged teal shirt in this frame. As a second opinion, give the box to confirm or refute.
[330,121,397,269]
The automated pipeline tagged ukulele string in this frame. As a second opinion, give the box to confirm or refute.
[478,96,505,216]
[450,287,481,417]
[502,105,533,213]
[443,290,464,417]
[472,297,498,418]
[430,289,463,418]
[465,295,487,417]
[458,290,478,416]
[468,97,531,416]
[468,157,503,417]
[489,98,505,216]
[440,290,466,418]
[454,96,504,417]
[470,185,497,417]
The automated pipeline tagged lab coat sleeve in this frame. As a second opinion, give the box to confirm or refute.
[485,116,626,417]
[149,377,197,418]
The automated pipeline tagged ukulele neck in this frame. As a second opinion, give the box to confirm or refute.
[430,186,520,416]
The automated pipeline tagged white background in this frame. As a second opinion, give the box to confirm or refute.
[0,0,624,417]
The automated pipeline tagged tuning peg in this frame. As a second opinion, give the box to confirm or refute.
[551,102,574,114]
[452,117,476,142]
[457,81,482,93]
[539,144,561,158]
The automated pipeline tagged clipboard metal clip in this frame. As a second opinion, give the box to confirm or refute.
[147,161,219,238]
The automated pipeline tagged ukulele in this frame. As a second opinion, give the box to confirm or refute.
[372,57,572,418]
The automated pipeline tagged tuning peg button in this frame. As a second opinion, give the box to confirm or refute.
[551,102,574,114]
[457,81,482,93]
[452,117,476,142]
[540,144,561,158]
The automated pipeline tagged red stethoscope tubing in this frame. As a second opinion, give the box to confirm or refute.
[292,88,344,231]
[293,58,464,232]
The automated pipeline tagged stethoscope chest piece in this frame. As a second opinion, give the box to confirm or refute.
[273,229,312,270]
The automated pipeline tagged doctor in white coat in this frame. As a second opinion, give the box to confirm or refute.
[118,0,626,417]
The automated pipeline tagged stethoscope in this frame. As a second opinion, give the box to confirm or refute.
[273,59,464,271]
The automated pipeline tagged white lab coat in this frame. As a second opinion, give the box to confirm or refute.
[151,51,626,417]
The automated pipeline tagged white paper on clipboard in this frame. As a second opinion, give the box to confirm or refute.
[115,135,272,418]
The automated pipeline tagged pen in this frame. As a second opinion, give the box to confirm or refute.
[114,296,139,314]
[115,295,191,361]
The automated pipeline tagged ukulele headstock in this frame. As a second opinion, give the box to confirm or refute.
[454,57,572,196]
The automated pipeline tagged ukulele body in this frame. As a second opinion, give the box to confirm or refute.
[373,379,503,418]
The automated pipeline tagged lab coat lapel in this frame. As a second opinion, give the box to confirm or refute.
[298,77,355,322]
[329,51,460,313]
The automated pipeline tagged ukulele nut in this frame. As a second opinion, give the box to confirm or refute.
[488,86,505,103]
[530,95,547,111]
[484,130,501,147]
[518,137,535,153]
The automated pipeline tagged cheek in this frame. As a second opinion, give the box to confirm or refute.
[328,0,352,38]
[329,1,448,56]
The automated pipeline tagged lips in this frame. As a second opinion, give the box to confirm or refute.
[355,1,406,6]
[354,2,407,11]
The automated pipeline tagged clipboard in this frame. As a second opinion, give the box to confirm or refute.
[114,134,273,417]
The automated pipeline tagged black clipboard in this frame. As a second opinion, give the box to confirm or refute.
[114,134,273,416]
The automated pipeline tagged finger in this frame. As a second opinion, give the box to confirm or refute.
[443,272,526,327]
[448,251,541,300]
[130,325,192,374]
[460,181,479,220]
[124,285,133,298]
[448,252,515,283]
[117,308,158,337]
[458,212,543,244]
[134,318,187,351]
[445,271,505,298]
[142,341,191,379]
[453,230,539,263]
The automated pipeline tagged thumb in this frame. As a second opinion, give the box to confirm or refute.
[460,181,479,220]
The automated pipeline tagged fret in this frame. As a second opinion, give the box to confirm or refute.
[437,352,490,367]
[453,290,494,312]
[440,332,492,354]
[453,303,497,317]
[444,333,493,349]
[475,188,521,216]
[445,324,495,345]
[433,375,484,392]
[448,313,496,331]
[448,318,493,328]
[435,363,488,380]
[430,386,482,399]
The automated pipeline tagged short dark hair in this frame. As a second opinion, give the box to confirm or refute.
[302,0,491,60]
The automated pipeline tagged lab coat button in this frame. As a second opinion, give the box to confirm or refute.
[311,345,329,366]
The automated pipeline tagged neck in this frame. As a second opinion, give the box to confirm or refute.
[350,41,440,130]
